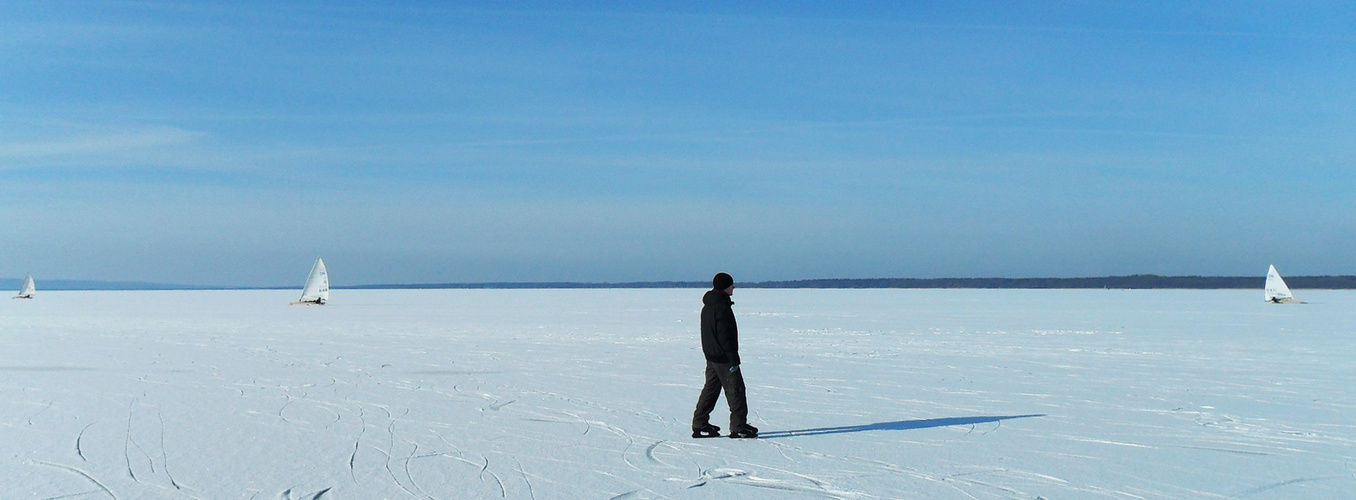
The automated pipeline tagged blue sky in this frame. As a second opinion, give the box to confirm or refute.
[2,1,1354,286]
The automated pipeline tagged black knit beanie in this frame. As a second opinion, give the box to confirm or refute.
[712,272,734,290]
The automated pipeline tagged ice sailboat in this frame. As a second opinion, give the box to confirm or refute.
[13,274,34,299]
[292,258,329,305]
[1264,265,1300,303]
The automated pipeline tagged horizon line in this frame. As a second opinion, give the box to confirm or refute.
[6,274,1356,291]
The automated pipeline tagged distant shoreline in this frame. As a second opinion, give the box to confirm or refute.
[8,275,1356,291]
[344,275,1356,290]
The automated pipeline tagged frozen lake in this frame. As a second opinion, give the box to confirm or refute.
[2,289,1354,499]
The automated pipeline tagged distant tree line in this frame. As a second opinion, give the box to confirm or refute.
[747,275,1356,289]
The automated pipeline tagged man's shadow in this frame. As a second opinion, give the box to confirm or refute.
[758,414,1045,439]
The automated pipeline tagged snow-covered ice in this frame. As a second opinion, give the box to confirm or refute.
[2,289,1354,498]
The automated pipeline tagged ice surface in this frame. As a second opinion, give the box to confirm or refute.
[2,289,1354,498]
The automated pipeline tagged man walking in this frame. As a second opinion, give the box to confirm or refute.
[692,272,758,439]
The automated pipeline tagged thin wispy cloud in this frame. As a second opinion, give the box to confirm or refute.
[0,126,205,162]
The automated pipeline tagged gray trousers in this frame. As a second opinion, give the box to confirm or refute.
[692,361,748,430]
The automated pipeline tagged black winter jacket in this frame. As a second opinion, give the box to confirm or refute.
[700,289,739,365]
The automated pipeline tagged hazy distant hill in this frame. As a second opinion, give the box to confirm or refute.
[8,275,1356,291]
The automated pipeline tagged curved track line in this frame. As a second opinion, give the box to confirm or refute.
[1232,476,1344,498]
[401,442,431,499]
[348,407,366,485]
[644,440,670,466]
[156,408,182,490]
[41,488,103,500]
[76,422,96,462]
[277,391,309,425]
[515,457,536,500]
[28,400,54,425]
[31,460,116,499]
[123,400,141,482]
[478,455,506,497]
[380,409,419,498]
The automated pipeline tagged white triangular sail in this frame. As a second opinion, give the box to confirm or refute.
[13,274,34,299]
[294,258,329,305]
[1264,265,1294,303]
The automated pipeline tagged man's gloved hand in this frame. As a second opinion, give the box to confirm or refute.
[729,364,740,373]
